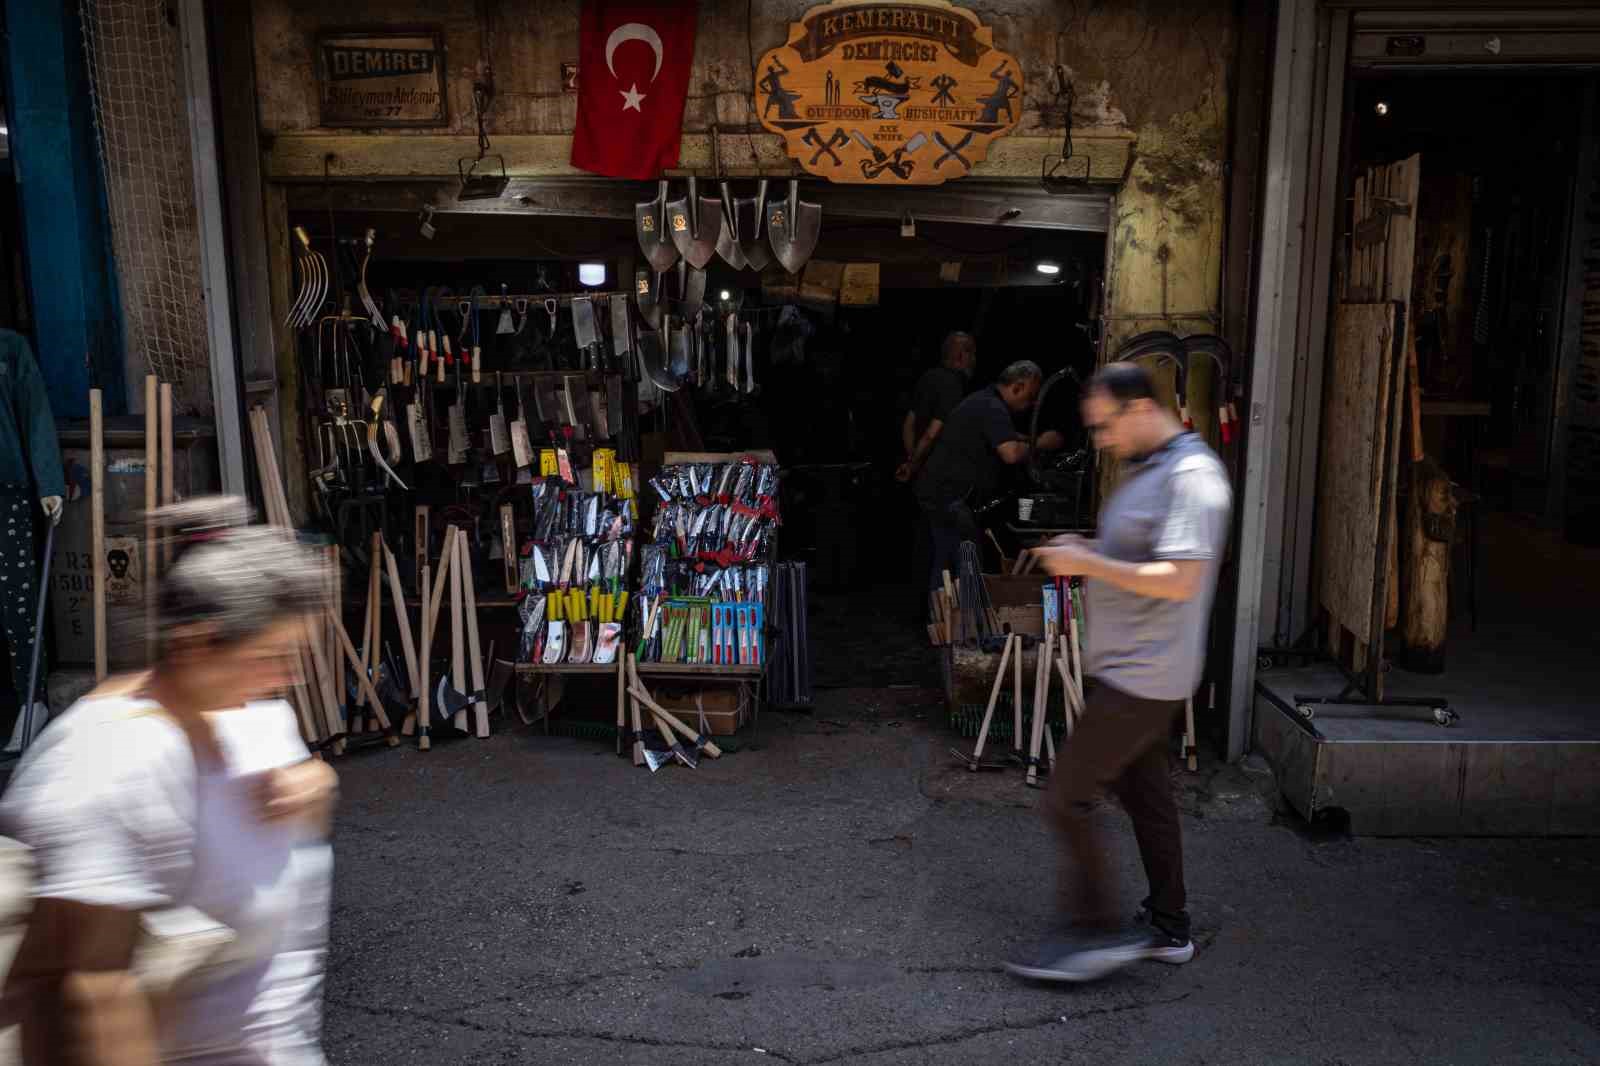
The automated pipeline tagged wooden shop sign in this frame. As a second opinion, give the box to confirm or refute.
[318,29,447,127]
[755,0,1022,185]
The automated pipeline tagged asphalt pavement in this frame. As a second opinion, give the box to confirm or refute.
[321,690,1599,1065]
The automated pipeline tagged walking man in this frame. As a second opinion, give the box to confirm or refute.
[1006,361,1232,983]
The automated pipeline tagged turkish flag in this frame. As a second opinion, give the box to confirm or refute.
[570,1,699,180]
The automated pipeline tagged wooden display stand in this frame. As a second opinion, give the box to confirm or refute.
[625,450,777,757]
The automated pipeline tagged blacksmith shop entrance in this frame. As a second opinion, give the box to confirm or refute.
[1251,10,1600,835]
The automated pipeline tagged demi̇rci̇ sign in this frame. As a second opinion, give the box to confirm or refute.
[755,0,1022,185]
[318,30,447,127]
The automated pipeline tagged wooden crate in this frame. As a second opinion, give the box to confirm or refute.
[654,685,751,736]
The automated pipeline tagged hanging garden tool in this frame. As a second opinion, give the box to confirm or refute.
[459,64,508,200]
[1041,63,1092,194]
[716,182,747,270]
[635,329,680,393]
[635,269,665,331]
[666,176,722,270]
[767,179,821,274]
[286,226,327,329]
[467,287,485,383]
[356,229,385,327]
[735,180,772,271]
[635,179,681,272]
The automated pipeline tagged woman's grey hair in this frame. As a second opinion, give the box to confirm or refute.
[152,496,326,646]
[998,360,1043,386]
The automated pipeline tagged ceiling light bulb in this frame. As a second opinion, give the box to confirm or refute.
[1375,101,1389,116]
[1035,261,1062,275]
[578,262,606,286]
[719,290,732,301]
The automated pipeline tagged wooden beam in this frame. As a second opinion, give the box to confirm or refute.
[264,131,1135,186]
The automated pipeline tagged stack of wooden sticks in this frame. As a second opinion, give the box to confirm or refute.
[249,405,401,755]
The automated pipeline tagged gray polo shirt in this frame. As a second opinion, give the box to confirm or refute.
[1084,432,1232,701]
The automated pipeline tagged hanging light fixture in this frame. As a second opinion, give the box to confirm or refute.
[578,262,606,286]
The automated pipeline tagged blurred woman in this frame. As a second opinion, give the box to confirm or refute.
[0,498,336,1065]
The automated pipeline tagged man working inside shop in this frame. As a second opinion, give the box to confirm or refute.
[903,359,1064,592]
[1005,361,1231,984]
[897,331,976,483]
[897,331,976,609]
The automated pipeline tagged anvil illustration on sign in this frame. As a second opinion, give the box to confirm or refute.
[754,0,1023,186]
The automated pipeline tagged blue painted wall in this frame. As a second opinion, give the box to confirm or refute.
[3,0,125,416]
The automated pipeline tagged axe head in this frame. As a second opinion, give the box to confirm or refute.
[434,675,473,717]
[669,739,700,769]
[635,180,681,273]
[767,180,821,276]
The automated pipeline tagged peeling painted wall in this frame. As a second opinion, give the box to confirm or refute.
[252,0,1233,356]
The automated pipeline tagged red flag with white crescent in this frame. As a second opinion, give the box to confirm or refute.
[570,1,699,180]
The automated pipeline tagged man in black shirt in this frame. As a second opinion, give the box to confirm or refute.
[897,332,975,482]
[905,360,1063,591]
[898,332,975,612]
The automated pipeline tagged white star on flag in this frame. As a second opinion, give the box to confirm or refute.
[619,83,645,112]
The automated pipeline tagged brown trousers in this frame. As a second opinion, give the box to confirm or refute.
[1046,678,1188,936]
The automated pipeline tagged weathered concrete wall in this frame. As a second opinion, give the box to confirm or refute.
[253,0,1232,356]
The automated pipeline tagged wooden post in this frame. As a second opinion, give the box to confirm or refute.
[159,383,174,567]
[90,389,107,682]
[144,374,157,663]
[1402,459,1456,673]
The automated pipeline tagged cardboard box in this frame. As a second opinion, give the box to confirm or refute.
[654,685,750,736]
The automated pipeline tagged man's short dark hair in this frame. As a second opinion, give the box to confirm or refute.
[1087,361,1158,404]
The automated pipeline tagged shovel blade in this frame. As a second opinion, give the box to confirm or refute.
[666,190,696,261]
[736,195,771,271]
[683,266,707,310]
[768,191,821,275]
[636,330,681,393]
[635,199,680,273]
[684,196,723,269]
[635,269,664,331]
[667,322,693,379]
[715,183,746,270]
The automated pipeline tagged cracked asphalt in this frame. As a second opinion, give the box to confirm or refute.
[321,691,1600,1065]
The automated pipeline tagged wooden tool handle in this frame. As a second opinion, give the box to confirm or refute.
[383,543,421,698]
[456,532,490,738]
[332,612,398,742]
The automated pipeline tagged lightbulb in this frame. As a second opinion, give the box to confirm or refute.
[719,290,732,301]
[1375,101,1389,116]
[1035,261,1062,276]
[578,262,606,286]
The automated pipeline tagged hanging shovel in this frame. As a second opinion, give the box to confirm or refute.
[635,268,664,331]
[667,176,722,270]
[489,371,511,455]
[715,182,747,270]
[636,329,681,393]
[735,180,771,271]
[668,318,693,381]
[635,179,680,272]
[767,179,822,275]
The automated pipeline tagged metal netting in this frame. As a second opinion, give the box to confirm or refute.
[80,0,210,412]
